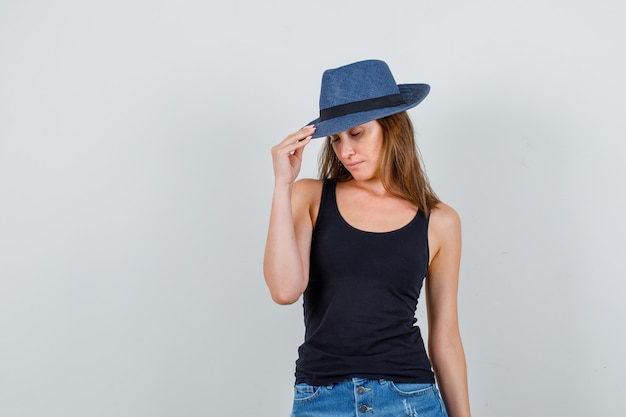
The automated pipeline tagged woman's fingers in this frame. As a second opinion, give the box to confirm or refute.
[271,126,316,183]
[275,125,316,152]
[271,126,315,162]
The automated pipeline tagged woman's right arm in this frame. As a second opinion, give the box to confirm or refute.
[263,126,316,305]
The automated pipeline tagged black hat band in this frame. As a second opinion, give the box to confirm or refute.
[319,93,405,122]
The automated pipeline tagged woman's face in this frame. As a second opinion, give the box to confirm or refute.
[330,120,384,181]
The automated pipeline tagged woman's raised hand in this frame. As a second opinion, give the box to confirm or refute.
[271,125,315,185]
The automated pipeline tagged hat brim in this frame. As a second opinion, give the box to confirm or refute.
[307,83,430,139]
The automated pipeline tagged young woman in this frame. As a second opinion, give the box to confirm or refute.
[264,60,471,417]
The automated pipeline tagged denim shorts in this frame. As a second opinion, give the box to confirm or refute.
[291,378,448,417]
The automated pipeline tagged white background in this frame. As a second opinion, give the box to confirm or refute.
[1,1,625,416]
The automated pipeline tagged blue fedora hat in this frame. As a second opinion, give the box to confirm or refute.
[308,60,430,139]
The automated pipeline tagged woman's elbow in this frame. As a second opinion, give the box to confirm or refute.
[269,289,301,305]
[263,268,306,305]
[271,294,300,305]
[264,276,303,305]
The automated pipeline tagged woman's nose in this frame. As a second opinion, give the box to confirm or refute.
[340,141,355,158]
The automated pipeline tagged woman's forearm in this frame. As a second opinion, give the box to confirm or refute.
[430,335,471,417]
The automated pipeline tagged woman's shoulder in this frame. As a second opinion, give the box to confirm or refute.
[292,179,324,219]
[427,202,462,265]
[293,178,324,198]
[428,202,461,241]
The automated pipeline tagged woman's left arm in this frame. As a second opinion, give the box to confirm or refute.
[426,203,471,417]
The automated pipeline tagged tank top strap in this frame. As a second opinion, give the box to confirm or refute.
[315,180,338,231]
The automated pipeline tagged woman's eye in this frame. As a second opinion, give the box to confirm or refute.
[330,137,340,143]
[350,130,362,137]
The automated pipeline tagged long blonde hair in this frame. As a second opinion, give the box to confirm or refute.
[318,111,440,215]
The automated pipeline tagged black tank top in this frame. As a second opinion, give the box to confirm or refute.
[295,180,435,385]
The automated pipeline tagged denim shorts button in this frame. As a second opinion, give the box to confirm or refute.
[359,404,370,413]
[357,386,366,394]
